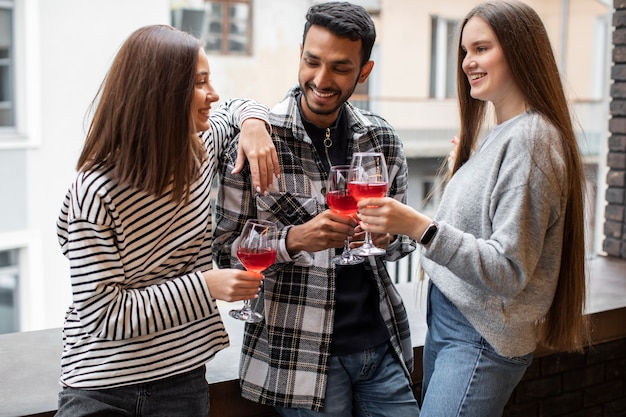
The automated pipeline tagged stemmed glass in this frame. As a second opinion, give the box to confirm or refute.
[348,152,389,256]
[229,219,277,323]
[326,165,364,265]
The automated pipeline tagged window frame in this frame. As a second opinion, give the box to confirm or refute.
[203,0,253,56]
[429,15,459,99]
[0,248,19,334]
[0,0,15,131]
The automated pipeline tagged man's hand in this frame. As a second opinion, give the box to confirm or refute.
[286,210,358,256]
[350,225,391,250]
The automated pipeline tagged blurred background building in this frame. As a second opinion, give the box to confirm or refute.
[0,0,612,333]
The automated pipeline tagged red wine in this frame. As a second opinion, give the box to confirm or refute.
[326,190,358,215]
[237,248,277,273]
[347,181,388,200]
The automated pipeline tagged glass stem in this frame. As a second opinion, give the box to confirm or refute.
[341,236,351,258]
[363,231,374,248]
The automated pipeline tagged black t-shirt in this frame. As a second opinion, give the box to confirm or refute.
[297,96,389,355]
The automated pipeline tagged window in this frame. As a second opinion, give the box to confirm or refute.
[0,2,14,127]
[0,249,19,334]
[429,15,459,99]
[204,0,251,54]
[171,0,252,56]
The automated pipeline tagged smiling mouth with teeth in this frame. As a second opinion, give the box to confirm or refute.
[470,74,486,81]
[311,88,335,98]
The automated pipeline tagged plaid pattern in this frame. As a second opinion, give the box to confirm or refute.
[213,86,416,411]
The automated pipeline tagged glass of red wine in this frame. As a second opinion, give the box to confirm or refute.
[229,219,277,323]
[326,165,364,265]
[348,152,389,256]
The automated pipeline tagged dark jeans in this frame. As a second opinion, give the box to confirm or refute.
[275,342,419,416]
[55,365,209,417]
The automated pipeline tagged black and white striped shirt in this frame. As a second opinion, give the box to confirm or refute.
[56,99,269,389]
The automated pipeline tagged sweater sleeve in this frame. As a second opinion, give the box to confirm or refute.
[423,115,567,299]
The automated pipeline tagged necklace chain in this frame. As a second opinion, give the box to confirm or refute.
[323,128,333,168]
[324,128,332,148]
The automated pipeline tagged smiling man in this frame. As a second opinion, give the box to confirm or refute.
[213,2,420,416]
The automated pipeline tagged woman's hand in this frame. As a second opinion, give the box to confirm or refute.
[203,269,264,302]
[235,118,280,194]
[448,136,459,171]
[357,197,431,242]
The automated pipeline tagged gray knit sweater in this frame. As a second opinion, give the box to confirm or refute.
[422,110,568,357]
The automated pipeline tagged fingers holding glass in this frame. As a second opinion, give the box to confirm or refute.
[230,219,277,323]
[326,165,363,265]
[348,152,388,256]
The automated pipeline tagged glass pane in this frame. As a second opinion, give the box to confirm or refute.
[230,3,249,19]
[228,4,249,53]
[445,21,459,98]
[0,7,13,127]
[0,64,9,101]
[428,16,437,98]
[0,249,18,334]
[206,2,222,15]
[204,2,224,52]
[0,249,17,267]
[209,21,223,33]
[205,35,223,51]
[228,38,245,52]
[230,19,247,36]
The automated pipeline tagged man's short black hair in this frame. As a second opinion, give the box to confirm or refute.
[303,1,376,67]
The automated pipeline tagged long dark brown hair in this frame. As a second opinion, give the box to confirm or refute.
[78,25,206,203]
[453,0,589,352]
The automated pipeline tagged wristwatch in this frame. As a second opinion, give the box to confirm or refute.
[419,220,439,245]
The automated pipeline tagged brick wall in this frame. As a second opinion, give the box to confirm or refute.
[503,339,626,417]
[607,1,626,259]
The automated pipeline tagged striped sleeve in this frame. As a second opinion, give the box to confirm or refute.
[61,172,214,341]
[204,98,270,158]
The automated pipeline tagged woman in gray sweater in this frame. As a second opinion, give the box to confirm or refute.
[355,1,589,416]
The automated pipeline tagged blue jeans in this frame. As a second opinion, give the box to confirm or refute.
[55,365,209,417]
[275,341,420,417]
[421,283,532,417]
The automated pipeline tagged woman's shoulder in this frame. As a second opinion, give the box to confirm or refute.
[507,112,568,190]
[66,167,123,221]
[499,112,563,160]
[511,111,560,144]
[73,167,114,198]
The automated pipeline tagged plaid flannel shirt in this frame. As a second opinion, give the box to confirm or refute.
[213,86,416,411]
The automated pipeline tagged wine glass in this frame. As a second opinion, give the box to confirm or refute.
[326,165,364,265]
[229,219,277,323]
[348,152,389,256]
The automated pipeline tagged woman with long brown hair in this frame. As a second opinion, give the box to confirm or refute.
[356,1,589,415]
[55,24,277,416]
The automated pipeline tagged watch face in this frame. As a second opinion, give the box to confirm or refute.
[421,223,438,245]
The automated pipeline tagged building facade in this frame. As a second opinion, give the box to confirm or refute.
[0,0,612,332]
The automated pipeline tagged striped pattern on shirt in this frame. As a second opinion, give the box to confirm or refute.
[56,99,269,389]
